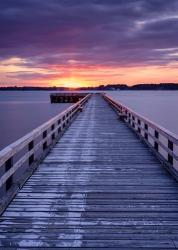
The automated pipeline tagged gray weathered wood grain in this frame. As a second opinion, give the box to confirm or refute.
[1,95,178,249]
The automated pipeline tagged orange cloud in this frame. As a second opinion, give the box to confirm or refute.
[1,56,178,87]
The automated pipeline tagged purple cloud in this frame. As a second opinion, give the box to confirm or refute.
[0,0,178,69]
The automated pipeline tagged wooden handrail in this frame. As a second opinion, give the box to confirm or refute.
[0,94,91,197]
[103,93,178,177]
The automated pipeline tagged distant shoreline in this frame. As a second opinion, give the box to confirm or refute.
[1,83,178,91]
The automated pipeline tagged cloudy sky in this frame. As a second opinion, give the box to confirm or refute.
[0,0,178,87]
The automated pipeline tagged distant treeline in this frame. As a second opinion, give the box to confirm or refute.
[1,83,178,91]
[96,83,178,90]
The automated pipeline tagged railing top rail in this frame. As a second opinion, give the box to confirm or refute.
[104,93,178,143]
[0,94,90,166]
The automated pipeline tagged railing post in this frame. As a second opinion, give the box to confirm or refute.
[43,130,47,151]
[28,141,34,166]
[168,140,173,164]
[51,124,55,141]
[5,157,13,191]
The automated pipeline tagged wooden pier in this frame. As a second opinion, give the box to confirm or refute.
[1,94,178,249]
[50,93,88,103]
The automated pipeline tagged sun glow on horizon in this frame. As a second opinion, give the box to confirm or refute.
[52,77,86,88]
[1,56,178,87]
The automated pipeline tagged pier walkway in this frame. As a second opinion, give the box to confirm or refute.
[1,95,178,249]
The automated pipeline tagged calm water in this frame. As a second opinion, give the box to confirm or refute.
[107,90,178,135]
[0,90,178,151]
[0,91,70,150]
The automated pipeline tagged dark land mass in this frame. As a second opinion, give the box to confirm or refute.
[0,83,178,91]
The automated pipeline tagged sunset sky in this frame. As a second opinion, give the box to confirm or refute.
[1,0,178,87]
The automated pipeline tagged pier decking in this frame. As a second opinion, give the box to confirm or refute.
[1,94,178,249]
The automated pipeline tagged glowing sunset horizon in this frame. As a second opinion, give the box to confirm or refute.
[1,1,178,87]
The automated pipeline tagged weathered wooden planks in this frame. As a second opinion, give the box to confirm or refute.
[1,95,178,249]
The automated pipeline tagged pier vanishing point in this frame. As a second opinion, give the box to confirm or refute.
[1,93,178,249]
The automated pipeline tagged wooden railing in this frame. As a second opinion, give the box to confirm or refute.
[103,93,178,178]
[0,94,91,212]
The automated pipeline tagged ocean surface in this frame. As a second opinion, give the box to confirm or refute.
[0,90,178,151]
[0,91,70,150]
[107,90,178,136]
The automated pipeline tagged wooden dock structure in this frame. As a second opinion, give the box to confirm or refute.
[50,93,88,103]
[1,94,178,249]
